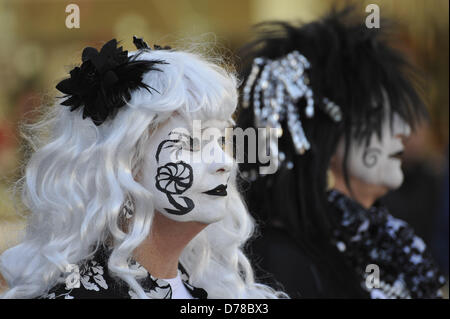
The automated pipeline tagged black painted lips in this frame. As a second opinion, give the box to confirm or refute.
[203,184,227,196]
[389,150,404,160]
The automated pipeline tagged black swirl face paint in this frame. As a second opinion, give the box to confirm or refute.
[154,134,195,215]
[362,147,382,168]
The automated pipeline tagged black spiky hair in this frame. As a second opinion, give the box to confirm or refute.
[239,7,427,144]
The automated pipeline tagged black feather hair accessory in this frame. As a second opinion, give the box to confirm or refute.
[132,35,172,51]
[56,38,166,126]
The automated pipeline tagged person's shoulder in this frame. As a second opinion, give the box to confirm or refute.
[38,256,128,299]
[38,280,125,299]
[249,224,326,297]
[252,224,313,264]
[38,282,77,299]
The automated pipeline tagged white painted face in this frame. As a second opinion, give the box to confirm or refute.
[335,107,411,190]
[140,114,234,224]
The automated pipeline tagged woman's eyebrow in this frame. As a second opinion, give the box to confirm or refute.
[168,131,191,139]
[169,129,227,140]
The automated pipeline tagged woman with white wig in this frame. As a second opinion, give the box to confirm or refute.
[0,37,286,299]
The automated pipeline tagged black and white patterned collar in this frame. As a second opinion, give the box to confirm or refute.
[128,258,208,299]
[41,247,208,299]
[327,189,446,299]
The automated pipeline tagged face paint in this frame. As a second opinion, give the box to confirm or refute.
[335,104,411,190]
[155,161,194,215]
[141,114,234,224]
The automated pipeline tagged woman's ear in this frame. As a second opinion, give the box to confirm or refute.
[329,136,346,174]
[133,169,143,183]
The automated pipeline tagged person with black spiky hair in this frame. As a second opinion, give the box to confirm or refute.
[237,7,446,298]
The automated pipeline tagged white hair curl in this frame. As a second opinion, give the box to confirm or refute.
[0,48,287,299]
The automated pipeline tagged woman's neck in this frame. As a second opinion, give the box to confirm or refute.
[332,171,388,209]
[133,211,207,279]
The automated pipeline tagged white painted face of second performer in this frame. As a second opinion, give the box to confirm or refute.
[140,114,234,224]
[335,104,411,190]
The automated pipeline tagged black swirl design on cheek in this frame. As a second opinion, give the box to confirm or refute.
[362,147,382,168]
[155,138,195,215]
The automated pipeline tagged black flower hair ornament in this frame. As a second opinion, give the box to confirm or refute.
[132,36,172,51]
[56,38,167,126]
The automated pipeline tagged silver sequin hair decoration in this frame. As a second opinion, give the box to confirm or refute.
[242,50,342,156]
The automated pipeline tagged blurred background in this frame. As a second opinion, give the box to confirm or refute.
[0,0,448,296]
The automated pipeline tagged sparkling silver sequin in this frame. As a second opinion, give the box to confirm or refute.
[322,97,343,122]
[242,50,343,161]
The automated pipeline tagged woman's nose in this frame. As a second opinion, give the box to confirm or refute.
[392,113,411,138]
[208,146,233,174]
[213,155,233,174]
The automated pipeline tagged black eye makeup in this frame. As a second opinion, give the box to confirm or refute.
[166,130,231,156]
[168,132,201,152]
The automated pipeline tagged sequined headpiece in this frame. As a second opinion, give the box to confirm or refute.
[242,50,342,155]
